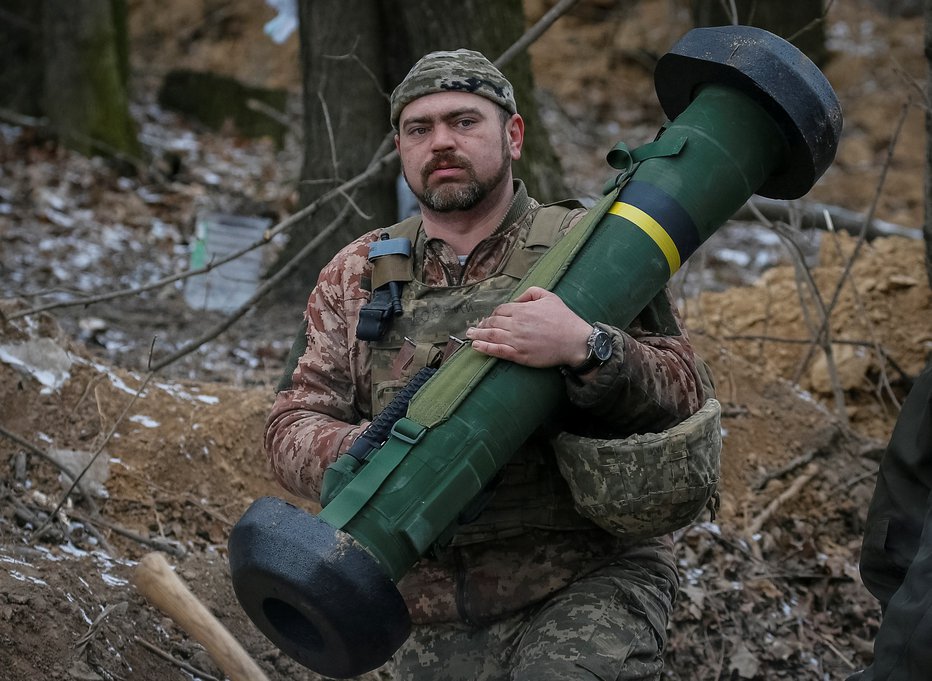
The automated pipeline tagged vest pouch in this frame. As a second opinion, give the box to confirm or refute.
[320,453,364,508]
[552,398,723,541]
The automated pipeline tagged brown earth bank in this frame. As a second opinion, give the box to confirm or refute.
[1,1,929,680]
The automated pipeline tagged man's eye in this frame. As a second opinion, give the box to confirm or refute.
[458,119,475,128]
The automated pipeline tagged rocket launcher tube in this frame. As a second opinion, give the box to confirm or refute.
[228,26,843,679]
[318,83,790,580]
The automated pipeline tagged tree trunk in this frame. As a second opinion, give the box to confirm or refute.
[0,1,44,117]
[691,0,827,66]
[275,0,568,294]
[385,0,569,204]
[925,0,932,287]
[42,0,139,162]
[276,0,397,294]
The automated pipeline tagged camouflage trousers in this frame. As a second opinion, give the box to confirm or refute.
[387,560,675,681]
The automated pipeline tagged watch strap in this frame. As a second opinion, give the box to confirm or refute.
[563,325,607,376]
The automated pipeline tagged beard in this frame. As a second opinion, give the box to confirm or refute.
[409,138,511,213]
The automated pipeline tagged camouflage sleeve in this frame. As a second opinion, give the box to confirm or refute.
[263,232,379,501]
[565,286,703,435]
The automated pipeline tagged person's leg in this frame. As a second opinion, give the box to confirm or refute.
[388,615,525,681]
[857,491,932,681]
[510,561,674,681]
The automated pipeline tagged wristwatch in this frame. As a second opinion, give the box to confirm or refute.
[564,324,613,376]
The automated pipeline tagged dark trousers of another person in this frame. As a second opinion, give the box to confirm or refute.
[848,365,932,681]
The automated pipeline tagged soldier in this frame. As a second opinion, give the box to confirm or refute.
[848,361,932,680]
[265,49,716,680]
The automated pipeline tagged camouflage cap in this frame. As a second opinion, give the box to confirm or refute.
[390,49,517,129]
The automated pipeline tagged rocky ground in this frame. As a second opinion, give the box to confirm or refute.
[1,1,930,680]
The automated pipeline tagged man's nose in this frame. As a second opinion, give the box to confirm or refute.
[429,124,456,150]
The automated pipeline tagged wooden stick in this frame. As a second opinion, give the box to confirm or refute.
[134,552,270,681]
[745,464,820,537]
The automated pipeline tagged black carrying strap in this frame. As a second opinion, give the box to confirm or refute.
[345,366,438,462]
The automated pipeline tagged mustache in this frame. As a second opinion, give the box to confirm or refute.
[422,152,474,179]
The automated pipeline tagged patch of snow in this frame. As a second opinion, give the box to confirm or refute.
[129,414,160,428]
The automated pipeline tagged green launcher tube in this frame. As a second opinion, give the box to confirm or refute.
[228,25,843,679]
[317,82,789,580]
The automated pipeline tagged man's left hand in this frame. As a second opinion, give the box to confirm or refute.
[465,286,592,368]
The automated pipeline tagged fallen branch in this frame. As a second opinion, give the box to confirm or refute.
[746,463,820,537]
[0,424,100,516]
[134,636,221,681]
[69,508,187,558]
[752,422,849,492]
[732,197,921,241]
[753,450,819,492]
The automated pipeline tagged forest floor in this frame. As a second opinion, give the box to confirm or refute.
[1,1,930,680]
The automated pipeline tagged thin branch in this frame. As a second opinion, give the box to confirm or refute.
[0,425,100,516]
[495,0,579,68]
[323,36,386,103]
[339,187,373,220]
[726,0,740,25]
[148,201,355,371]
[792,100,911,385]
[9,0,581,374]
[134,637,221,681]
[773,221,848,425]
[245,97,296,133]
[822,210,901,410]
[69,508,186,557]
[743,197,848,420]
[5,151,388,320]
[31,360,157,543]
[753,449,819,491]
[786,0,837,45]
[317,91,339,177]
[75,601,128,656]
[0,107,47,128]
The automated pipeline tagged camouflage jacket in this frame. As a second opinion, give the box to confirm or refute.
[265,181,703,623]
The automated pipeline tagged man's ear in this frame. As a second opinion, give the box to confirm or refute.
[507,114,525,161]
[394,133,400,152]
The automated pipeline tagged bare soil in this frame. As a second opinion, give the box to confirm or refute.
[1,1,929,680]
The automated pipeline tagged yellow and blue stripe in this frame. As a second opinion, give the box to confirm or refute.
[610,181,701,275]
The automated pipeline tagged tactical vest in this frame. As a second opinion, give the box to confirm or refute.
[367,203,596,545]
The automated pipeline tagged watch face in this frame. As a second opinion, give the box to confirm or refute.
[592,329,613,362]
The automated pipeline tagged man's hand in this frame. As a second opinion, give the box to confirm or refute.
[465,286,593,368]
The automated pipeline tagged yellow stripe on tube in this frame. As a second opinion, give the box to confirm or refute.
[608,201,682,274]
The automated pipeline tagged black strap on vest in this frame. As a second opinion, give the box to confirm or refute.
[345,366,437,462]
[356,233,413,341]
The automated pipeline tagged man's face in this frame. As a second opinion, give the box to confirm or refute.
[395,92,523,213]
